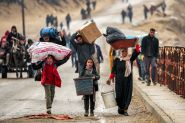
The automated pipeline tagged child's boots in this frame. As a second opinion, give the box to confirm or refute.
[90,110,94,116]
[84,110,89,117]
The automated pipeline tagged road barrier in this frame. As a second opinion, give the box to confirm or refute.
[157,47,185,98]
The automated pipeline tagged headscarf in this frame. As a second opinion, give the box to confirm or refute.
[119,48,132,77]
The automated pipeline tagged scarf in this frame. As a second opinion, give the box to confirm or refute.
[119,55,131,77]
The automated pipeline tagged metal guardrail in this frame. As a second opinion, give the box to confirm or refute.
[157,47,185,98]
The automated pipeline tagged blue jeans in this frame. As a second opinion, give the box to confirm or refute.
[136,58,146,80]
[144,56,157,82]
[139,60,146,80]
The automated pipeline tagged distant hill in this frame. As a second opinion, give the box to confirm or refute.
[0,0,85,18]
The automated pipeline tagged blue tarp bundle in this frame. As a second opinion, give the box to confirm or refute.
[40,27,58,38]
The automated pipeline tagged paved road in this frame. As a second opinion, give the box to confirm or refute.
[0,0,159,122]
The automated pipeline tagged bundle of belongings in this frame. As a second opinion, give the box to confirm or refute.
[103,27,137,49]
[28,27,71,63]
[40,27,58,38]
[28,41,71,63]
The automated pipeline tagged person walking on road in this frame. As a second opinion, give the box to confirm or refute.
[95,44,103,64]
[121,9,126,23]
[81,8,87,20]
[93,43,104,73]
[46,14,50,27]
[86,6,92,18]
[80,58,100,117]
[161,0,167,16]
[32,54,70,114]
[40,27,66,46]
[92,0,97,10]
[70,32,95,75]
[141,28,159,86]
[107,45,140,116]
[122,0,129,3]
[136,53,146,82]
[127,4,133,23]
[143,4,149,20]
[65,13,72,30]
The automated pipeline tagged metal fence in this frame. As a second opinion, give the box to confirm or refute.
[157,47,185,98]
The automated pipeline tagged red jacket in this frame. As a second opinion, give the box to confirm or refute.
[0,31,9,47]
[41,63,62,87]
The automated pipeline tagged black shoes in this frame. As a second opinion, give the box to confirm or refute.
[153,81,157,85]
[123,111,129,116]
[84,110,88,117]
[90,110,94,116]
[118,109,124,114]
[46,108,51,114]
[47,110,51,114]
[146,79,157,86]
[146,79,151,86]
[147,82,150,86]
[84,110,94,117]
[138,77,143,81]
[118,108,129,116]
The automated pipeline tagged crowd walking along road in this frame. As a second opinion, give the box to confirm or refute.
[0,0,184,123]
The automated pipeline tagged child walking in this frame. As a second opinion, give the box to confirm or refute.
[32,54,70,114]
[80,58,100,117]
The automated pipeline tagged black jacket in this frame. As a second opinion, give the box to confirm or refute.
[40,36,66,46]
[70,32,95,65]
[95,44,103,63]
[6,32,22,51]
[141,35,159,57]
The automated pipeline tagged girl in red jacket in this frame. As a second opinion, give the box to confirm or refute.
[32,54,70,114]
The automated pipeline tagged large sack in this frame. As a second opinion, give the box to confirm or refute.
[28,42,71,63]
[104,27,126,43]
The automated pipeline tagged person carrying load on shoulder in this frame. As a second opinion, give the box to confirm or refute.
[70,32,95,75]
[31,54,71,114]
[40,27,66,46]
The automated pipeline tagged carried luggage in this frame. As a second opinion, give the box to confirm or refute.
[101,90,117,108]
[79,22,102,44]
[28,42,71,63]
[73,77,93,96]
[40,27,58,38]
[104,27,137,49]
[110,36,137,50]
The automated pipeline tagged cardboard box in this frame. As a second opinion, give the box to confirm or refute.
[79,22,102,44]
